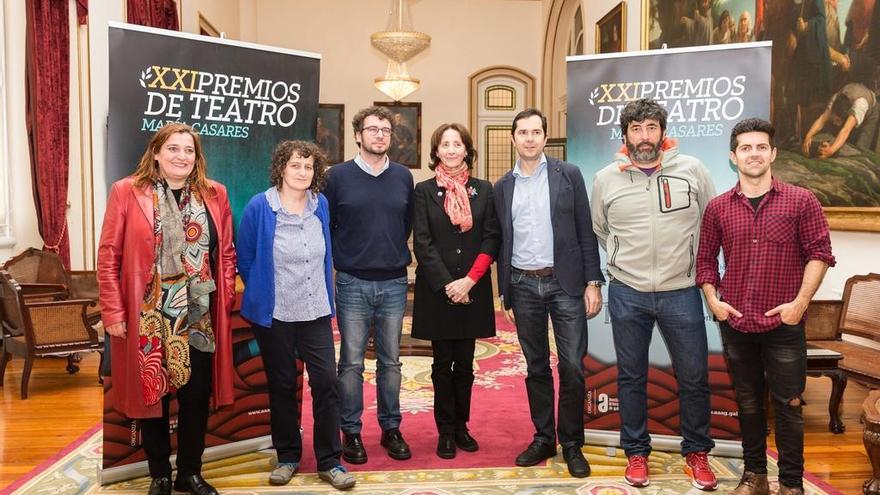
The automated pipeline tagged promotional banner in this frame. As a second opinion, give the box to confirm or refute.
[567,43,771,452]
[102,23,318,482]
[107,22,320,226]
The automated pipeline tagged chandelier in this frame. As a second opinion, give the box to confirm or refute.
[371,0,430,101]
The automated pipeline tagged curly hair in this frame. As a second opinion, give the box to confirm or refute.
[429,123,477,170]
[351,105,395,134]
[269,140,328,193]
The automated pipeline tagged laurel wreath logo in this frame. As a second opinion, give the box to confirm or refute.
[139,67,153,88]
[588,88,600,106]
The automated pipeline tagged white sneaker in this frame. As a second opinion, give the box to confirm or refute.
[269,462,298,485]
[318,465,356,490]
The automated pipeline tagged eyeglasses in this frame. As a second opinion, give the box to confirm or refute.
[362,126,393,137]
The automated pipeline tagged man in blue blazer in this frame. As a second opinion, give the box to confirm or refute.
[493,108,604,478]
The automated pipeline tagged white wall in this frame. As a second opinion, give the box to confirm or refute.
[817,231,880,298]
[252,0,543,183]
[1,0,42,262]
[180,0,241,39]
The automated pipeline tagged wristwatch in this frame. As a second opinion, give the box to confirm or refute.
[587,280,604,287]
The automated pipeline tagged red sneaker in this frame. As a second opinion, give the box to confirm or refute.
[624,455,650,487]
[684,452,718,491]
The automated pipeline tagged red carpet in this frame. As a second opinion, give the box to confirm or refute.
[292,313,545,472]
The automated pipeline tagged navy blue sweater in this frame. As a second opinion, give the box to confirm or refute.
[324,160,414,280]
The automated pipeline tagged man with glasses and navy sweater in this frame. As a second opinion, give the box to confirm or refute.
[324,105,415,464]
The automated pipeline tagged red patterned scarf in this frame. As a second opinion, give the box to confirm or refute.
[434,164,473,232]
[138,180,215,406]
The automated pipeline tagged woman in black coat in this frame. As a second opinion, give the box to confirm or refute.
[411,123,500,459]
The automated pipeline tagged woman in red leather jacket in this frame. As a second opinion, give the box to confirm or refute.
[97,123,236,495]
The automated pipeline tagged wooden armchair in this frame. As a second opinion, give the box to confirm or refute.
[0,271,104,399]
[2,247,101,354]
[2,247,100,309]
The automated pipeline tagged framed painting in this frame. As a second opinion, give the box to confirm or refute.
[641,0,757,50]
[596,2,626,54]
[317,104,344,165]
[641,0,880,231]
[374,101,421,169]
[762,0,880,231]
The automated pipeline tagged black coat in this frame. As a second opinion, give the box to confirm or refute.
[411,177,500,340]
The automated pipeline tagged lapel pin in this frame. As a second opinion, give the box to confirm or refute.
[438,191,443,196]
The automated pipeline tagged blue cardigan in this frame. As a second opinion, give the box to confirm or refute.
[236,190,335,328]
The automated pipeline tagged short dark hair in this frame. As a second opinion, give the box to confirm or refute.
[511,108,547,135]
[429,123,477,170]
[351,105,394,134]
[729,118,775,151]
[619,98,668,138]
[269,140,328,193]
[829,94,851,121]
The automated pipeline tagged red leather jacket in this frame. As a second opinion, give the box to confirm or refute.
[97,177,237,418]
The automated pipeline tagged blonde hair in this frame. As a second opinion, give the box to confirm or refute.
[132,123,212,198]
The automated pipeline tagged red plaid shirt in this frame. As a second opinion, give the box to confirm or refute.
[696,178,835,333]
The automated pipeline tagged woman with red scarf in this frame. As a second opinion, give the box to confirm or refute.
[411,123,500,459]
[97,123,236,495]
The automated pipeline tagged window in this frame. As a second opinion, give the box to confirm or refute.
[485,85,515,110]
[469,67,534,181]
[485,126,515,182]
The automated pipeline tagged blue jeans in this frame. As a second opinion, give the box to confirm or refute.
[607,281,714,457]
[335,272,408,433]
[509,269,587,447]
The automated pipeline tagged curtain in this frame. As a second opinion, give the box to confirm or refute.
[76,0,88,25]
[25,0,71,267]
[127,0,179,30]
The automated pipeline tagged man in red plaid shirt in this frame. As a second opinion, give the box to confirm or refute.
[696,118,836,495]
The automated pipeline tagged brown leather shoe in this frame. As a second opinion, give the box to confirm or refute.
[730,471,769,495]
[777,485,804,495]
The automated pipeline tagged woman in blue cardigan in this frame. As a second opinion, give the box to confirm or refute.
[236,140,354,490]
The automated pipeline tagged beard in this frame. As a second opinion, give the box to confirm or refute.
[626,139,661,164]
[361,140,388,156]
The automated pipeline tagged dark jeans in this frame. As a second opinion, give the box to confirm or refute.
[607,281,714,457]
[431,338,476,434]
[509,269,587,447]
[141,347,212,479]
[254,316,342,471]
[721,321,807,489]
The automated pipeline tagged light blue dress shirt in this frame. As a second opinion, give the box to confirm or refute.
[354,152,390,177]
[511,154,555,270]
[266,187,331,322]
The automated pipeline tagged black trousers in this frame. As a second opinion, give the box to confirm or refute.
[431,338,476,434]
[253,316,342,471]
[721,321,807,489]
[141,347,212,479]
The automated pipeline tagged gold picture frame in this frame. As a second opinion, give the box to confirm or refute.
[596,2,626,54]
[639,0,880,232]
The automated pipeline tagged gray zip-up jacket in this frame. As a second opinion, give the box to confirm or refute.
[591,145,715,292]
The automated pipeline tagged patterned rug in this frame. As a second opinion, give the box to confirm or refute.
[3,426,841,494]
[3,321,843,494]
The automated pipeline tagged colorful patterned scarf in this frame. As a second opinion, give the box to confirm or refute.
[435,164,473,232]
[138,180,216,406]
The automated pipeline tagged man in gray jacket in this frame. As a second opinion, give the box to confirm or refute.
[591,98,717,490]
